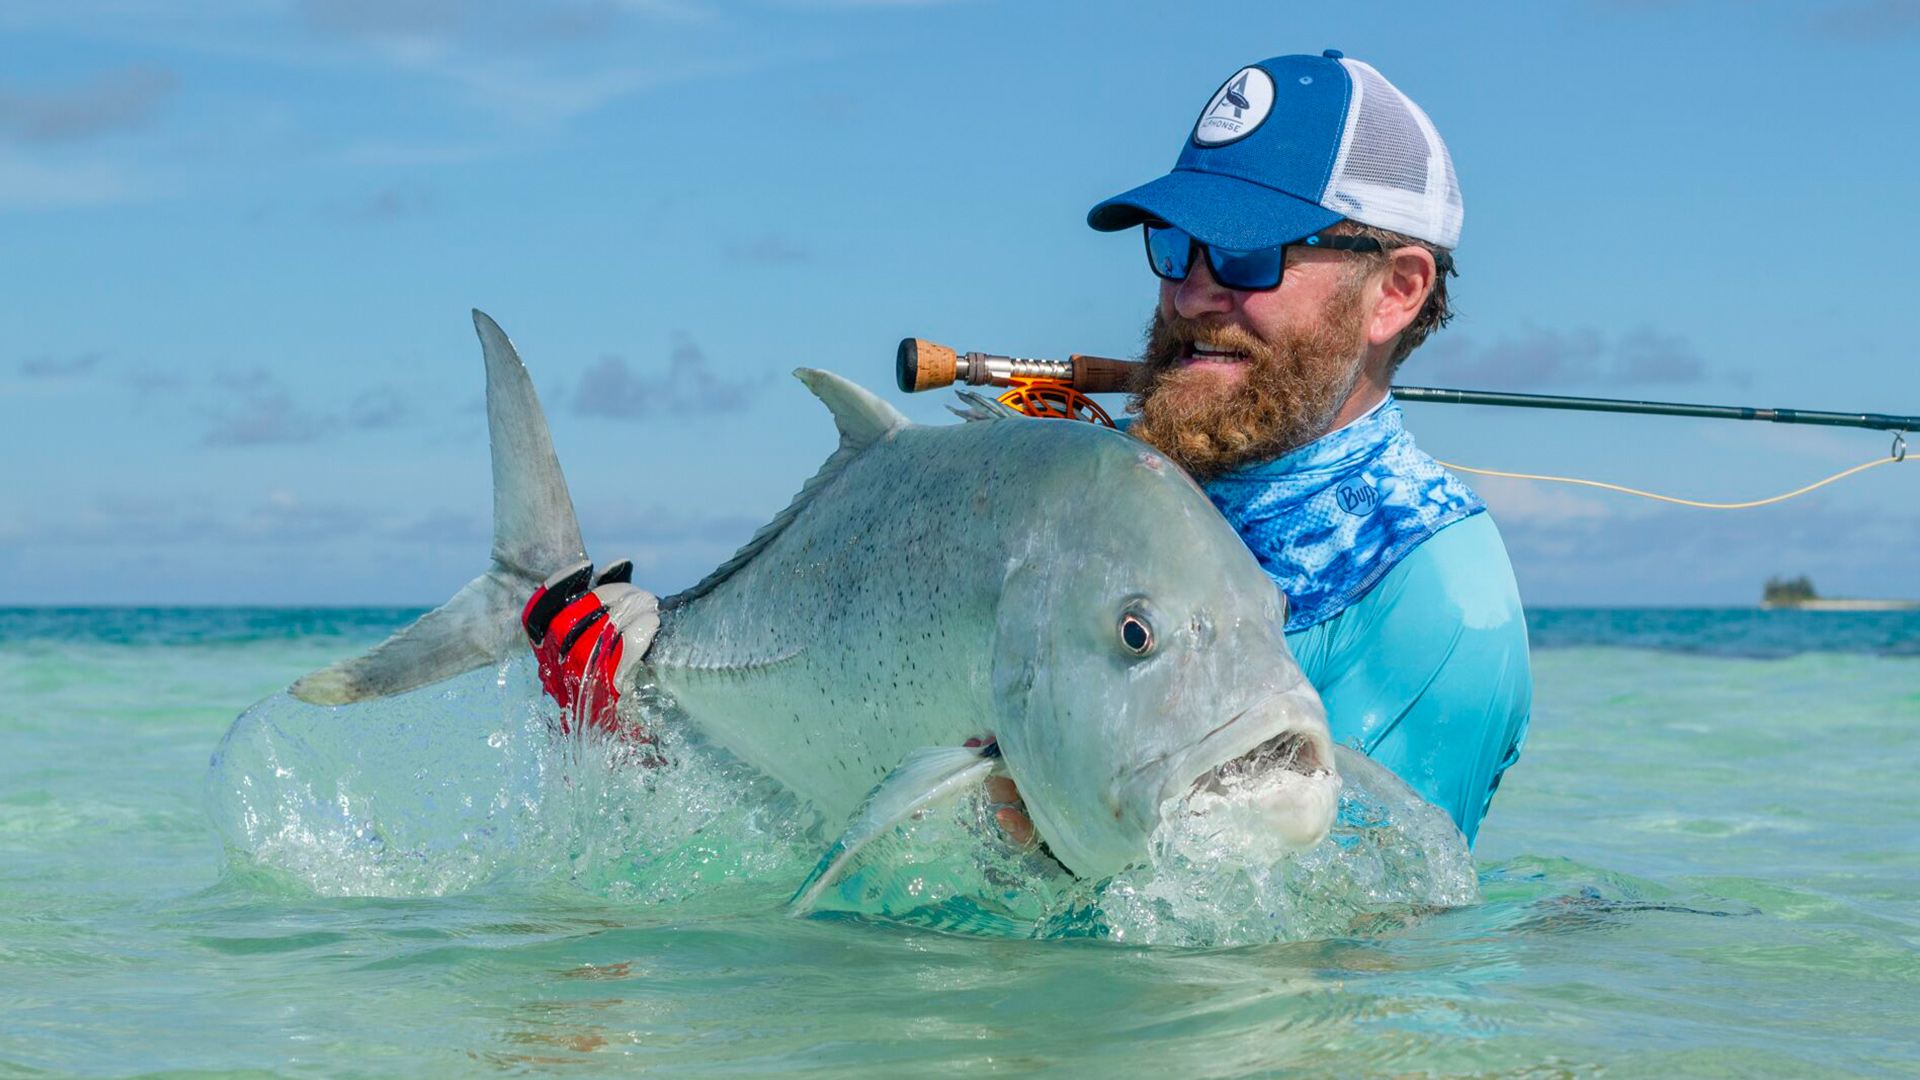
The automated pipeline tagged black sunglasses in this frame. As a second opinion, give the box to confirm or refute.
[1143,224,1410,292]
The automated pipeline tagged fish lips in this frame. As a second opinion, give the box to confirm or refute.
[1128,680,1337,848]
[1012,687,1334,881]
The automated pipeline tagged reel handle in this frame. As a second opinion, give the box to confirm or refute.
[896,338,1143,395]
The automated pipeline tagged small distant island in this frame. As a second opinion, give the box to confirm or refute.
[1762,575,1920,611]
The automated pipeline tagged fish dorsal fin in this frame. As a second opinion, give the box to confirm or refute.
[666,369,909,607]
[799,367,910,446]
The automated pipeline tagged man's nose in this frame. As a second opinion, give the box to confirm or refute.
[1170,255,1236,319]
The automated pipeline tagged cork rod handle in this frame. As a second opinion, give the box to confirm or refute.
[896,338,959,394]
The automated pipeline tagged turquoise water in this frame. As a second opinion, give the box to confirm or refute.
[2,608,1916,1076]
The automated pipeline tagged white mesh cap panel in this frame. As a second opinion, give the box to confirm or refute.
[1324,59,1463,250]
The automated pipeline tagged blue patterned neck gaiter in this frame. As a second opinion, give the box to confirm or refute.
[1200,397,1484,632]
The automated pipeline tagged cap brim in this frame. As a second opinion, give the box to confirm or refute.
[1087,169,1342,251]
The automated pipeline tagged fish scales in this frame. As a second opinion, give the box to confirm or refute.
[647,421,1085,822]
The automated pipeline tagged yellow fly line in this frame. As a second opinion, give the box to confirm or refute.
[1438,445,1906,511]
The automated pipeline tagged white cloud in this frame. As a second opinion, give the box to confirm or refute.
[1417,324,1712,391]
[571,339,766,419]
[0,151,142,209]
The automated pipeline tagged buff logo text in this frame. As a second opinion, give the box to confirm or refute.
[1336,481,1379,515]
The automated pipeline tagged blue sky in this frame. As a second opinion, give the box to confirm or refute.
[2,0,1916,606]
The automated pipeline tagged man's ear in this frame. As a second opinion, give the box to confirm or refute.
[1366,247,1436,348]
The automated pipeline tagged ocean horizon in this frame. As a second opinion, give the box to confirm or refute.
[5,604,1915,657]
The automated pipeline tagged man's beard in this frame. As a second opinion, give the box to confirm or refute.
[1127,286,1370,481]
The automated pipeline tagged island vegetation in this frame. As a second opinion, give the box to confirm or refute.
[1762,575,1919,611]
[1762,576,1818,605]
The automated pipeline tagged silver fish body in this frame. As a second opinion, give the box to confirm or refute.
[293,313,1336,881]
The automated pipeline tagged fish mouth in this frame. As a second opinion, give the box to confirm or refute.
[1173,720,1342,856]
[1133,686,1338,851]
[1133,685,1335,803]
[1192,727,1334,795]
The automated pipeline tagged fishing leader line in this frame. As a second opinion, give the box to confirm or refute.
[1434,442,1905,511]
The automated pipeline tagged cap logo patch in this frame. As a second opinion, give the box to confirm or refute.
[1193,66,1275,147]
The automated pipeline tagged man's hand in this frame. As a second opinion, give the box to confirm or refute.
[961,736,1036,847]
[522,559,656,735]
[985,775,1035,847]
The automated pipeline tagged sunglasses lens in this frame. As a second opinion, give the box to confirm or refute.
[1143,225,1287,290]
[1207,244,1285,291]
[1144,226,1192,282]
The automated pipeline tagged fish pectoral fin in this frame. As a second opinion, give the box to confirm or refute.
[788,745,997,915]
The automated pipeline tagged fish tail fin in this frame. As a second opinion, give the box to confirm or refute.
[290,310,591,705]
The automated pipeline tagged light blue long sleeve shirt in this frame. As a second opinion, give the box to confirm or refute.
[1282,512,1531,843]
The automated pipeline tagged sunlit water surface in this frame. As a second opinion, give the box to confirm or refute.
[1,607,1914,1077]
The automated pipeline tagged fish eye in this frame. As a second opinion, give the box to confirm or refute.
[1119,613,1154,656]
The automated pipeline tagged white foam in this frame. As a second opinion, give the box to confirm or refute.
[1089,747,1479,945]
[210,671,1476,945]
[207,658,813,901]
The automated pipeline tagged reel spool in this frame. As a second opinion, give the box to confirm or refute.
[995,377,1115,426]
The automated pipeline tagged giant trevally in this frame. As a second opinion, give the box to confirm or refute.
[291,311,1338,881]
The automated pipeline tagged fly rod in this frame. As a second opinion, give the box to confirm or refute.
[896,338,1919,435]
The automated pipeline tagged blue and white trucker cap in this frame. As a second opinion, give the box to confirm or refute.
[1088,50,1463,253]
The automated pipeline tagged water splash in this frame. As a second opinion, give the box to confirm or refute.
[205,659,814,901]
[793,747,1477,944]
[1088,748,1479,945]
[210,669,1473,945]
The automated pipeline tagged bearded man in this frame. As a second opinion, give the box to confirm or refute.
[1080,50,1532,844]
[521,49,1530,849]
